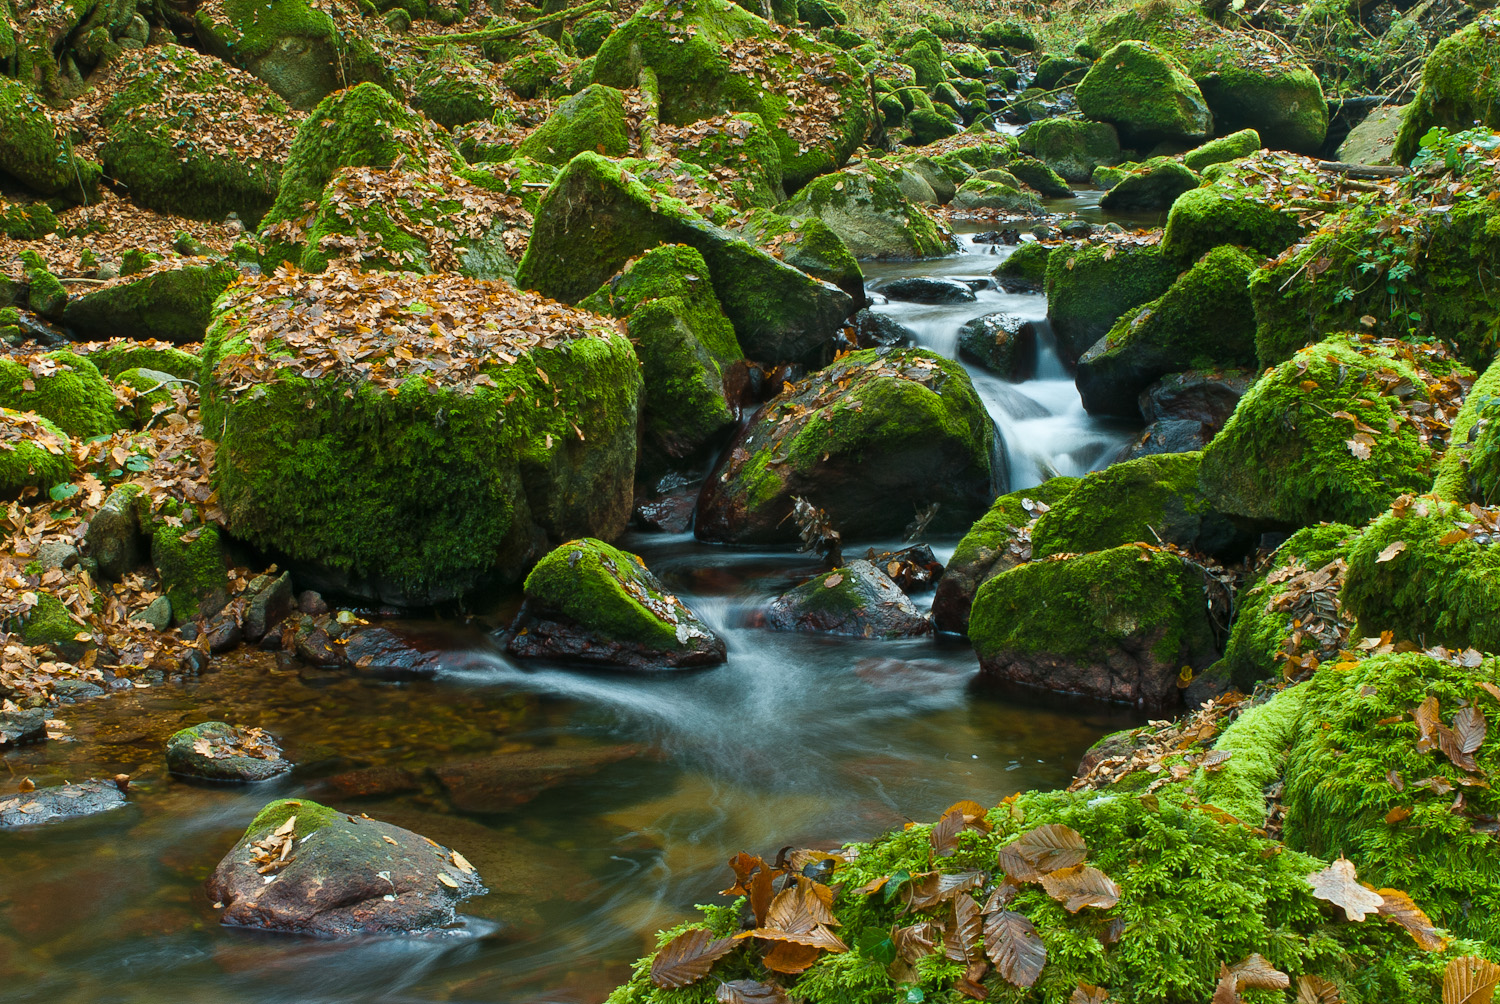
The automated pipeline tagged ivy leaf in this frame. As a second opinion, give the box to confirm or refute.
[1376,887,1448,951]
[1307,857,1385,921]
[1444,957,1500,1004]
[1040,865,1120,913]
[982,909,1045,988]
[1229,953,1290,990]
[650,929,736,988]
[857,928,897,966]
[1295,974,1344,1003]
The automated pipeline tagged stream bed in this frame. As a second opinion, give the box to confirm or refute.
[0,224,1148,1004]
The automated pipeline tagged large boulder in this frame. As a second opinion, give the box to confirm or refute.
[202,267,641,606]
[956,312,1038,379]
[1433,354,1500,503]
[1075,41,1211,148]
[0,409,72,501]
[1044,239,1180,365]
[0,78,101,201]
[696,347,1003,544]
[508,538,726,669]
[763,559,930,639]
[1159,152,1309,266]
[736,209,864,305]
[777,160,958,260]
[971,544,1220,708]
[949,178,1042,214]
[931,476,1079,635]
[1199,336,1442,527]
[1336,105,1403,166]
[516,84,631,167]
[592,0,875,189]
[1076,245,1257,418]
[661,112,787,210]
[517,153,852,363]
[1097,157,1198,211]
[64,262,239,345]
[206,799,485,936]
[1392,20,1500,164]
[1182,128,1260,172]
[1018,117,1122,183]
[0,350,118,438]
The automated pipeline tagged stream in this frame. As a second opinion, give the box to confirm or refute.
[0,220,1148,1004]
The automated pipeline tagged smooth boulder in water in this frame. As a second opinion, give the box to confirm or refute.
[0,780,127,828]
[166,722,293,782]
[763,560,931,639]
[879,277,976,304]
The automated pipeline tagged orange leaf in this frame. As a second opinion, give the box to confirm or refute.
[1377,887,1448,951]
[1040,865,1120,913]
[1444,956,1500,1004]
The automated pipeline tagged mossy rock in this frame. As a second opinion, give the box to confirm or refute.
[1076,245,1257,418]
[1343,497,1500,651]
[1283,652,1500,943]
[510,538,726,668]
[663,112,786,209]
[931,476,1079,635]
[1199,336,1440,527]
[991,239,1051,291]
[736,209,863,305]
[1183,127,1260,172]
[949,178,1042,214]
[97,46,293,224]
[114,367,180,427]
[1075,40,1211,148]
[203,270,642,606]
[1160,165,1305,266]
[19,250,65,319]
[0,350,119,438]
[893,29,943,88]
[1018,117,1121,183]
[166,721,293,782]
[955,312,1037,378]
[1098,156,1198,211]
[0,409,73,501]
[971,544,1220,708]
[82,341,201,381]
[152,520,231,620]
[977,19,1036,51]
[516,152,852,364]
[64,262,239,345]
[1044,239,1180,364]
[907,107,962,145]
[405,54,504,129]
[764,559,929,639]
[696,347,1003,544]
[1031,451,1245,559]
[1032,54,1092,91]
[1005,155,1071,198]
[1392,18,1500,164]
[1433,354,1500,503]
[1196,683,1310,826]
[0,78,101,201]
[500,43,567,99]
[591,0,874,190]
[570,10,615,56]
[0,199,58,240]
[16,590,91,661]
[777,160,956,260]
[193,0,391,110]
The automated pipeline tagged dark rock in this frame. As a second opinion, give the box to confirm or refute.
[243,571,296,643]
[971,230,1021,245]
[282,613,352,668]
[0,780,127,827]
[207,799,485,937]
[85,485,144,580]
[763,559,931,639]
[1058,220,1093,238]
[0,709,47,748]
[166,721,293,782]
[433,744,643,813]
[879,277,976,304]
[342,625,455,679]
[203,609,243,654]
[297,590,329,616]
[852,308,916,348]
[956,312,1038,380]
[311,766,422,801]
[130,595,173,631]
[1075,727,1151,778]
[1140,368,1254,428]
[1121,418,1213,460]
[633,477,700,534]
[51,679,105,702]
[861,543,942,593]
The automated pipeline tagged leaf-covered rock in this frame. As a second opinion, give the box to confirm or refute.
[166,721,292,782]
[764,559,930,639]
[0,408,73,501]
[777,160,958,260]
[0,350,120,439]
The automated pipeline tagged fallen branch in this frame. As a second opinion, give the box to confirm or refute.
[1315,161,1409,179]
[409,0,613,46]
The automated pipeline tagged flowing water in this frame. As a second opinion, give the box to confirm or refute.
[0,224,1146,1004]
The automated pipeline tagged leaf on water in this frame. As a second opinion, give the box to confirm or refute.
[930,809,966,859]
[1040,865,1120,913]
[1230,953,1290,990]
[1295,974,1343,1003]
[1377,888,1448,951]
[903,870,986,911]
[1444,957,1500,1004]
[1414,696,1440,753]
[1376,540,1406,562]
[1307,857,1385,921]
[1211,966,1241,1004]
[716,980,790,1004]
[438,873,459,889]
[650,928,736,989]
[983,909,1045,988]
[996,823,1086,883]
[1070,985,1110,1004]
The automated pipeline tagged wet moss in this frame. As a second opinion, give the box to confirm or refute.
[246,797,345,837]
[1075,40,1210,148]
[1018,117,1121,184]
[0,409,73,499]
[1044,240,1179,364]
[523,538,689,650]
[992,240,1051,288]
[779,160,956,259]
[1182,128,1260,173]
[1198,684,1310,826]
[151,520,230,620]
[0,350,119,438]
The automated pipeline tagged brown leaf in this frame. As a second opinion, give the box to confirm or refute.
[723,852,765,895]
[903,870,986,911]
[931,809,966,859]
[1377,888,1448,951]
[717,980,790,1004]
[650,928,736,989]
[1307,857,1385,921]
[1230,953,1290,990]
[1070,985,1110,1004]
[749,865,776,928]
[943,798,994,833]
[1454,706,1487,755]
[996,823,1086,882]
[1444,957,1500,1004]
[893,921,938,963]
[955,960,989,1000]
[1295,974,1343,1003]
[1438,725,1479,773]
[1414,696,1440,753]
[945,893,983,962]
[1211,965,1240,1004]
[823,573,843,588]
[983,909,1045,988]
[1376,540,1407,563]
[1040,865,1121,913]
[1478,682,1500,704]
[762,940,822,975]
[1385,806,1412,824]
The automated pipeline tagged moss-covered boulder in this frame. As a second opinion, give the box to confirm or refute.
[1392,18,1500,164]
[1283,652,1500,943]
[1199,336,1441,527]
[0,409,72,500]
[1076,245,1257,418]
[992,239,1051,292]
[579,244,741,461]
[1098,156,1198,211]
[114,367,180,428]
[202,268,641,606]
[1343,498,1500,652]
[0,78,101,201]
[64,262,239,345]
[0,350,118,438]
[1018,117,1121,183]
[592,0,874,189]
[166,721,293,782]
[978,19,1037,51]
[515,83,630,166]
[97,46,296,224]
[151,518,231,620]
[736,209,863,305]
[0,198,58,240]
[696,347,1003,544]
[1160,161,1306,266]
[662,112,786,209]
[1075,41,1211,148]
[1006,156,1071,198]
[499,42,568,99]
[509,538,726,669]
[517,152,853,364]
[207,798,485,936]
[404,53,504,129]
[571,10,616,56]
[949,178,1042,214]
[777,160,957,260]
[1031,451,1244,559]
[764,559,930,639]
[14,590,91,661]
[82,340,201,381]
[1044,239,1180,364]
[1183,127,1260,172]
[193,0,391,110]
[1433,355,1500,503]
[972,544,1220,708]
[931,476,1079,635]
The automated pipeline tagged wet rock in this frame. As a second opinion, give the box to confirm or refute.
[433,745,644,813]
[207,799,485,937]
[166,721,292,782]
[1019,118,1121,183]
[763,560,931,639]
[203,608,243,654]
[861,543,943,593]
[36,539,79,570]
[243,571,296,644]
[1044,240,1179,365]
[878,277,976,304]
[342,625,455,679]
[991,241,1050,293]
[508,538,726,670]
[633,475,701,534]
[0,780,127,827]
[0,709,48,748]
[778,161,959,260]
[1141,368,1255,428]
[1099,158,1200,212]
[1121,419,1214,460]
[297,590,329,616]
[130,595,173,632]
[956,312,1038,380]
[1075,727,1152,779]
[851,309,916,348]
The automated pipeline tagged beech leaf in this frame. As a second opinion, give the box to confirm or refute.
[762,940,822,975]
[1414,695,1440,753]
[1040,865,1121,913]
[1211,966,1240,1004]
[931,809,966,859]
[892,921,938,964]
[1454,706,1487,755]
[650,929,736,989]
[982,909,1045,988]
[944,894,983,963]
[1444,957,1500,1004]
[1069,985,1110,1004]
[1295,974,1343,1003]
[1376,887,1448,951]
[716,980,790,1004]
[954,960,989,1000]
[997,823,1086,882]
[1307,857,1385,921]
[1230,953,1290,990]
[1376,540,1406,563]
[903,870,986,911]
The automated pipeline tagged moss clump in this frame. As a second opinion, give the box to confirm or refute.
[1283,653,1500,942]
[0,199,58,239]
[1392,18,1500,164]
[1076,245,1256,418]
[1198,336,1439,527]
[664,112,785,209]
[64,263,238,346]
[1160,182,1304,266]
[1031,451,1240,558]
[500,44,566,99]
[1075,40,1211,148]
[1044,240,1180,364]
[151,520,230,620]
[0,78,101,201]
[82,341,202,381]
[245,797,345,837]
[1018,117,1121,183]
[571,10,615,56]
[978,19,1036,50]
[1183,128,1260,172]
[992,240,1051,290]
[1198,684,1311,826]
[1433,355,1500,503]
[404,54,502,129]
[1098,156,1199,211]
[779,160,956,260]
[737,209,863,303]
[0,409,73,500]
[17,590,90,659]
[1006,156,1070,197]
[947,178,1041,214]
[0,350,119,438]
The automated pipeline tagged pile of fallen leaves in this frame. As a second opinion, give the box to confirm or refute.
[1069,691,1248,796]
[249,813,300,875]
[193,724,283,762]
[1266,558,1352,681]
[719,32,853,158]
[0,409,69,455]
[210,265,623,398]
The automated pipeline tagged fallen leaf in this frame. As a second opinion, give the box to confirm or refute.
[996,823,1086,882]
[983,909,1045,988]
[1307,857,1385,921]
[1376,887,1448,951]
[438,873,459,889]
[716,980,791,1004]
[1230,953,1290,990]
[1295,974,1343,1003]
[1040,865,1120,913]
[1070,985,1110,1004]
[650,928,736,989]
[1376,540,1407,563]
[1444,956,1500,1004]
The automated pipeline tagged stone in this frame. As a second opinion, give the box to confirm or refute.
[956,312,1038,379]
[243,571,296,643]
[1393,21,1500,163]
[166,721,293,782]
[777,160,959,259]
[1098,157,1199,211]
[0,780,127,828]
[36,539,78,570]
[851,309,915,348]
[763,559,930,639]
[1075,40,1211,148]
[1019,118,1122,183]
[1044,240,1179,365]
[65,262,239,345]
[1336,105,1404,166]
[130,595,173,632]
[0,709,48,749]
[1182,128,1261,172]
[879,276,975,304]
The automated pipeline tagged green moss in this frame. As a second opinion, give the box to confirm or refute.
[1284,652,1500,942]
[1198,685,1311,826]
[737,209,863,300]
[665,112,785,209]
[523,538,690,649]
[992,240,1051,288]
[17,590,89,658]
[406,53,502,129]
[1044,240,1180,364]
[949,178,1041,213]
[978,19,1036,51]
[1075,40,1210,148]
[779,160,955,259]
[0,78,101,201]
[1160,184,1303,267]
[64,262,238,345]
[1392,17,1500,164]
[1198,335,1438,526]
[1019,117,1121,184]
[0,409,73,500]
[571,10,615,56]
[0,350,119,438]
[1432,355,1500,502]
[0,199,58,239]
[82,341,202,381]
[151,521,229,620]
[501,43,566,99]
[246,797,345,837]
[1098,156,1199,211]
[1183,128,1261,172]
